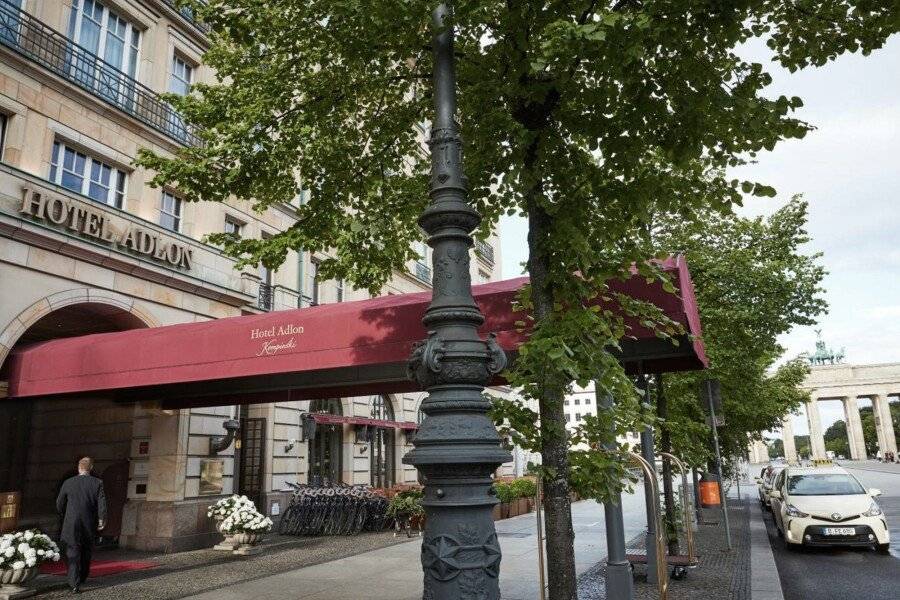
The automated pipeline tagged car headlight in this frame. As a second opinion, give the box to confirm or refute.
[862,501,883,517]
[785,504,809,518]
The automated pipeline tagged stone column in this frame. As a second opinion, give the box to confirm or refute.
[873,394,898,456]
[843,396,868,460]
[806,400,827,460]
[147,410,189,502]
[781,416,797,463]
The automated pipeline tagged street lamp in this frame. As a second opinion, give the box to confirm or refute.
[404,3,511,599]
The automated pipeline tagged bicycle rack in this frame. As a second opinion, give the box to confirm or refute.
[658,452,700,577]
[277,483,390,536]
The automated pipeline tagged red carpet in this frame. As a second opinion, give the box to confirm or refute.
[39,560,159,577]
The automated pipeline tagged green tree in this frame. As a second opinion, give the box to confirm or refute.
[654,199,826,469]
[137,3,899,597]
[767,438,784,458]
[824,419,850,457]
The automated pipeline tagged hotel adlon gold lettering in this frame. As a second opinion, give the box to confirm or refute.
[19,186,193,270]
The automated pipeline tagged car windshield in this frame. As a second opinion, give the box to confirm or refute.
[786,473,866,496]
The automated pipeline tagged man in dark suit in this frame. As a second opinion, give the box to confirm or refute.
[56,457,106,594]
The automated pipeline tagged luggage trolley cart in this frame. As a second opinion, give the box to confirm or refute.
[657,452,700,578]
[625,452,699,587]
[625,452,669,600]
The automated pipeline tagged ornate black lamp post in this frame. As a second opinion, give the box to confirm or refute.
[404,3,511,599]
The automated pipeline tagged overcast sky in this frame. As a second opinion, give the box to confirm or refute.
[499,36,900,437]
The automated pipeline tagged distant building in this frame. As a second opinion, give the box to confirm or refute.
[564,384,641,450]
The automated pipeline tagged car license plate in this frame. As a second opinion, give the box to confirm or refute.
[823,527,855,536]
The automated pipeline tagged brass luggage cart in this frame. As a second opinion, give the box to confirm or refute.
[625,452,699,583]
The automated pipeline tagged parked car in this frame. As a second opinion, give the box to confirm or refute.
[756,464,786,509]
[769,464,889,552]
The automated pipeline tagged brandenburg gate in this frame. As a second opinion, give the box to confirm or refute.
[781,358,899,462]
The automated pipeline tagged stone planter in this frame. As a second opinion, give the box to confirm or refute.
[0,566,38,600]
[231,532,264,556]
[212,520,239,551]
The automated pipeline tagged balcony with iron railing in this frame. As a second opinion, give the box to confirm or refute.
[0,0,201,147]
[414,261,432,284]
[257,282,275,311]
[474,239,495,265]
[163,0,211,35]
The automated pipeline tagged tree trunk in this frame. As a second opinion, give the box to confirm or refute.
[527,185,577,600]
[657,374,679,556]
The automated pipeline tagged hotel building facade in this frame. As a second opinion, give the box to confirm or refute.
[0,0,509,551]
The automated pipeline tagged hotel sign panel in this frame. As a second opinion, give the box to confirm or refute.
[19,186,194,270]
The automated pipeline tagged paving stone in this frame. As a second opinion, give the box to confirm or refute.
[577,499,752,600]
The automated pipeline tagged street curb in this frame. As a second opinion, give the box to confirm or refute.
[749,500,785,600]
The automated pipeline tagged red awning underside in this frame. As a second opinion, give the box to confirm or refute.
[5,256,706,406]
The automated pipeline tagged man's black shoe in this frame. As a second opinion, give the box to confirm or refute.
[71,586,81,594]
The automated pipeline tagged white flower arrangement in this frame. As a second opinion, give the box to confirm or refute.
[0,530,60,571]
[206,495,258,522]
[218,507,273,535]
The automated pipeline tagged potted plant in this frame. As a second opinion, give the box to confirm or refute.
[0,529,60,598]
[207,495,265,551]
[219,505,273,555]
[387,490,425,537]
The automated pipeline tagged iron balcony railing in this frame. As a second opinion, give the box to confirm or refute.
[414,262,432,284]
[163,0,211,35]
[258,282,275,311]
[0,0,201,147]
[475,239,495,264]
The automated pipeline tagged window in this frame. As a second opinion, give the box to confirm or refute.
[574,398,580,405]
[159,191,182,231]
[786,473,865,496]
[169,54,193,96]
[575,413,581,422]
[565,414,571,422]
[67,0,140,100]
[563,399,569,406]
[224,216,243,237]
[49,141,126,207]
[584,398,591,405]
[167,54,194,135]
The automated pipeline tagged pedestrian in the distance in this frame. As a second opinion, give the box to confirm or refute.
[56,457,106,594]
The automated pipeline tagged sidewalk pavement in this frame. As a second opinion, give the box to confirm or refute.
[184,491,648,600]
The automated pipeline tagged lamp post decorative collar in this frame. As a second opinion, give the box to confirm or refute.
[404,4,510,599]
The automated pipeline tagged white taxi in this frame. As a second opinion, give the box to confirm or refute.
[755,464,786,509]
[769,464,889,552]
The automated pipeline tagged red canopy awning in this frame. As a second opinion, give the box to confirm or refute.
[5,256,706,406]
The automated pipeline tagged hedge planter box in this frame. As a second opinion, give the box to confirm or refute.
[492,500,536,521]
[0,567,38,600]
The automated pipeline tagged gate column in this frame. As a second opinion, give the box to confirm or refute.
[806,399,827,460]
[781,416,797,463]
[843,396,867,460]
[873,394,898,457]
